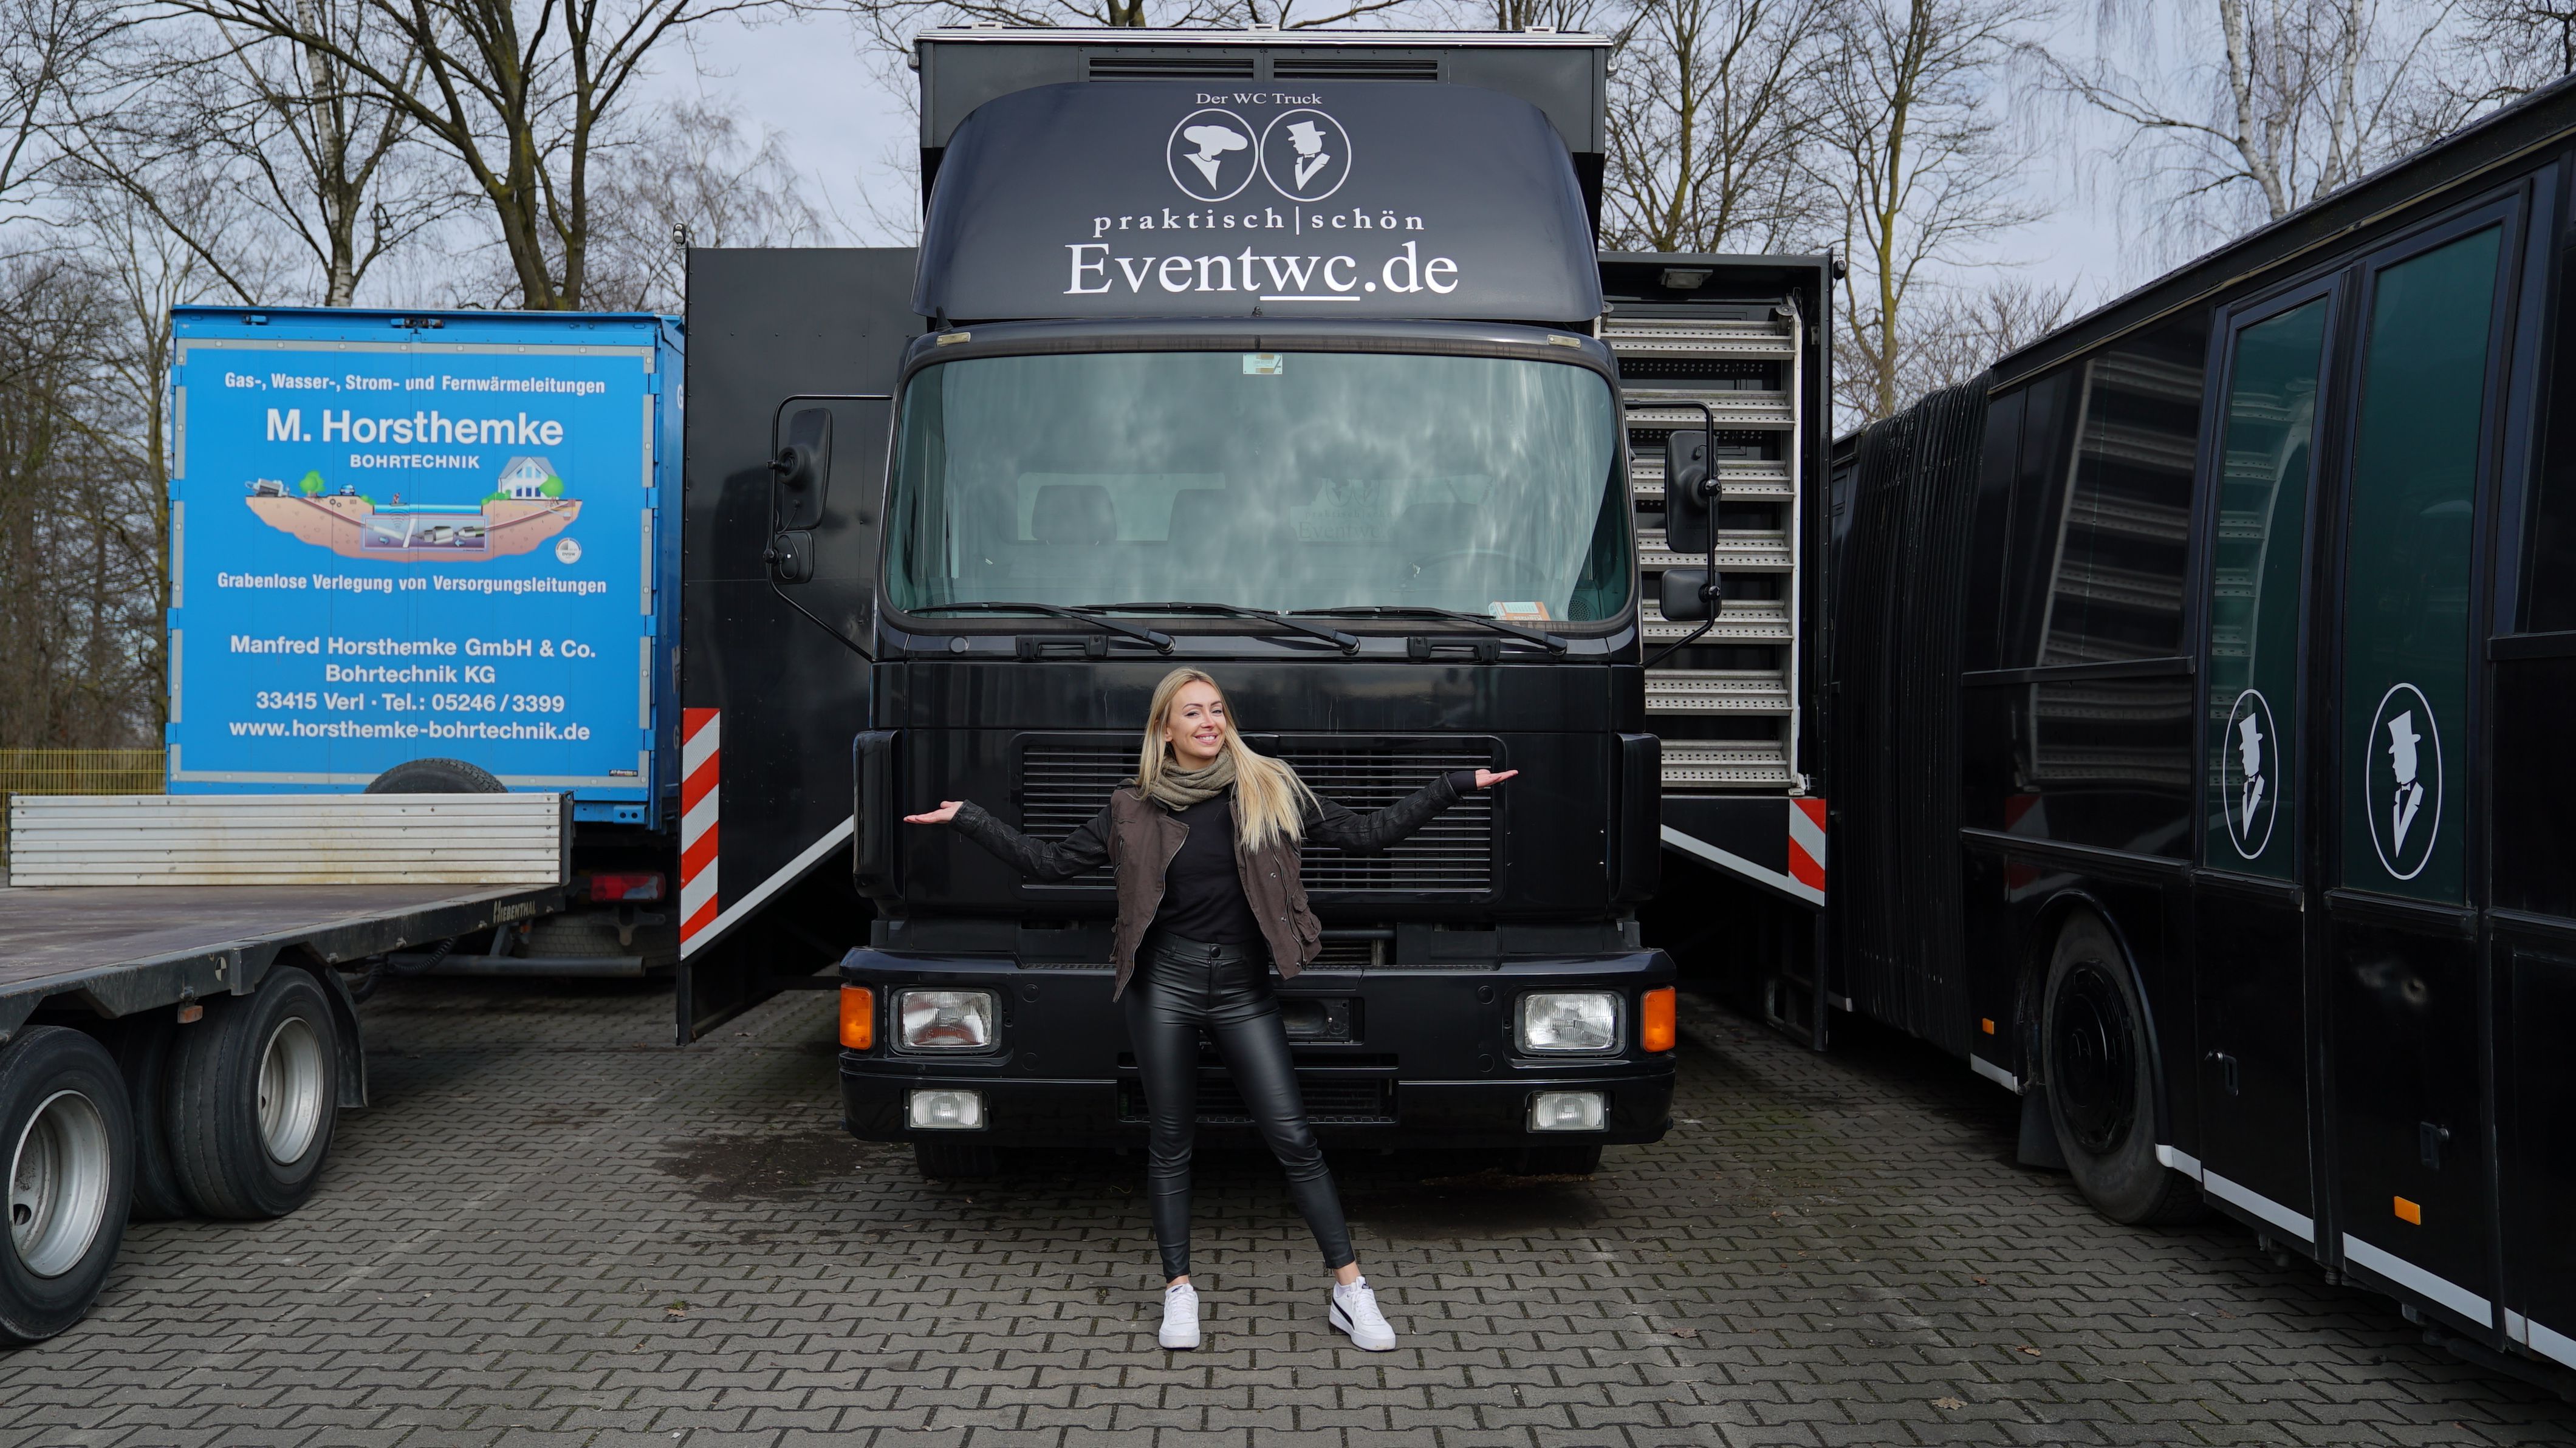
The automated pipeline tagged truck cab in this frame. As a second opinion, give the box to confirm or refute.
[682,29,1680,1176]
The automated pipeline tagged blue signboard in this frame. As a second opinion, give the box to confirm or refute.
[166,309,681,824]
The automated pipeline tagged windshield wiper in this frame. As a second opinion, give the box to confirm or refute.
[1289,605,1569,653]
[908,601,1175,652]
[1086,601,1362,654]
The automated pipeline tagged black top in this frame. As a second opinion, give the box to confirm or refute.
[1148,773,1480,948]
[1153,792,1266,946]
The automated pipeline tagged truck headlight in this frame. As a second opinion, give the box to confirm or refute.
[908,1089,985,1130]
[1518,991,1617,1052]
[896,989,996,1051]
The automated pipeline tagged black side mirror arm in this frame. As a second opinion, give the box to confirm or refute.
[1645,400,1722,671]
[762,394,893,660]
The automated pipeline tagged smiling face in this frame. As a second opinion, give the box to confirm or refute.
[1161,680,1229,769]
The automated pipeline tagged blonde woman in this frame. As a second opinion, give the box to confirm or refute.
[905,666,1516,1353]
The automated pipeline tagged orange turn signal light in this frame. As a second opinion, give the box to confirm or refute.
[839,985,874,1050]
[1640,986,1677,1053]
[2394,1195,2422,1226]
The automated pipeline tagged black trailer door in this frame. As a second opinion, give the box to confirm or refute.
[2322,210,2516,1334]
[2191,282,2337,1249]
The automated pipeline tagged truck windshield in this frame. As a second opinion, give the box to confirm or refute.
[883,350,1629,624]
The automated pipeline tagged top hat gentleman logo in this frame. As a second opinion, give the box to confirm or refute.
[2363,681,2443,881]
[1259,109,1352,202]
[2221,688,2280,860]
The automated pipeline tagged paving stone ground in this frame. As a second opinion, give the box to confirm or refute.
[4,974,2572,1447]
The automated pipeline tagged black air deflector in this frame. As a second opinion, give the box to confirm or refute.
[914,81,1604,325]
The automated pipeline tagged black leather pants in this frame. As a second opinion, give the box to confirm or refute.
[1122,931,1356,1281]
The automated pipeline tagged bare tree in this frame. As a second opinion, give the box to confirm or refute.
[1,0,120,219]
[156,0,823,309]
[582,95,828,310]
[49,10,453,308]
[1600,0,1831,254]
[2428,1,2576,120]
[1817,0,2052,423]
[1903,275,2075,395]
[2043,0,2464,251]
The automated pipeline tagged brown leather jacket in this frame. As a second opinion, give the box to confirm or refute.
[950,771,1469,998]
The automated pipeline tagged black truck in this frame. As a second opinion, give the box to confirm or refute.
[677,29,1834,1178]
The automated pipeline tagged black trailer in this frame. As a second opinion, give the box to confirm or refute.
[1818,75,2576,1384]
[0,862,561,1342]
[678,28,1705,1178]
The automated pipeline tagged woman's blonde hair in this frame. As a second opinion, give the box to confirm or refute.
[1139,666,1314,851]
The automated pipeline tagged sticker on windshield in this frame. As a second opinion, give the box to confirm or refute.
[1490,601,1551,621]
[1242,353,1284,376]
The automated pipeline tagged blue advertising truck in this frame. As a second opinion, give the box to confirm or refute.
[162,306,685,968]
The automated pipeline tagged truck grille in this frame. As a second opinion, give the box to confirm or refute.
[1120,1074,1393,1125]
[1018,737,1496,894]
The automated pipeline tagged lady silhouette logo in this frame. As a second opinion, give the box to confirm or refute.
[1259,109,1351,202]
[2365,682,2442,881]
[2221,689,2279,859]
[1167,110,1255,202]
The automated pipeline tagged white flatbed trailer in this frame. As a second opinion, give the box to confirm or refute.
[0,794,567,1344]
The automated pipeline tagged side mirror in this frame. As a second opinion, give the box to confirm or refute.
[772,407,832,530]
[1663,429,1714,553]
[1659,567,1718,623]
[766,528,815,584]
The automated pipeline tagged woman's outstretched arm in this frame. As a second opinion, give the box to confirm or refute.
[908,797,1112,881]
[1304,768,1517,856]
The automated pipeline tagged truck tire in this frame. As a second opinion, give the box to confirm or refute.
[913,1141,998,1180]
[363,757,505,794]
[165,968,340,1220]
[2038,913,2201,1226]
[0,1027,134,1345]
[112,1019,189,1221]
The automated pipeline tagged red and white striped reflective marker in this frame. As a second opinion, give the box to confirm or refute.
[1788,796,1828,898]
[679,708,719,954]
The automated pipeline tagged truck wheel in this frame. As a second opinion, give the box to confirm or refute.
[364,757,504,794]
[113,1019,189,1221]
[166,969,340,1220]
[1516,1142,1603,1176]
[2039,913,2200,1225]
[0,1027,134,1345]
[913,1141,998,1180]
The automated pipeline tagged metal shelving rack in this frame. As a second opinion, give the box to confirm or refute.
[1607,306,1806,793]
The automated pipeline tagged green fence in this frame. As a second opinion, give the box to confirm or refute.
[0,749,166,869]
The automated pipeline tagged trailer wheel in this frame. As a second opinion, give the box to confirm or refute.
[2039,914,2200,1225]
[364,757,504,794]
[912,1141,998,1180]
[0,1027,134,1345]
[166,968,340,1220]
[112,1019,189,1221]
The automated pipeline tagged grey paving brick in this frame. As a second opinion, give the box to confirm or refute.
[0,982,2567,1448]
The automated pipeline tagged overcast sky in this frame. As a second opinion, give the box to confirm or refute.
[646,15,2160,308]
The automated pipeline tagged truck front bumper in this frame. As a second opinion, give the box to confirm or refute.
[837,947,1677,1151]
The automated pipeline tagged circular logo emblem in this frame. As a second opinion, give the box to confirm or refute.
[2220,688,2280,860]
[1166,109,1256,202]
[554,537,582,565]
[1259,109,1352,202]
[2364,681,2442,881]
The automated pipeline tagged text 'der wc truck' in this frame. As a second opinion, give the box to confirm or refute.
[165,307,685,969]
[676,29,1832,1178]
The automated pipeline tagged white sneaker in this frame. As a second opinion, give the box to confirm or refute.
[1159,1282,1201,1350]
[1329,1277,1396,1351]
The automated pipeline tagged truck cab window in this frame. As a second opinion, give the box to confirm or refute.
[883,350,1629,623]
